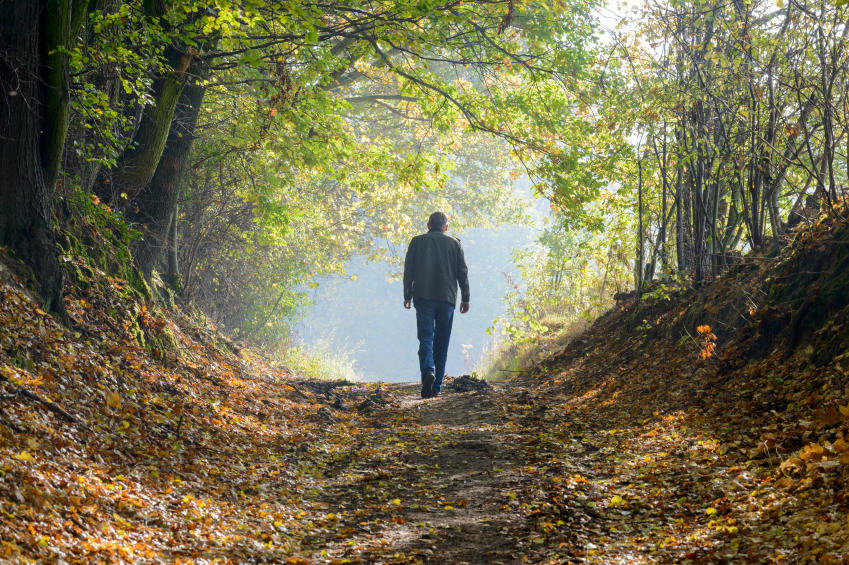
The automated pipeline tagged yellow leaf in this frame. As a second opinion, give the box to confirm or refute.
[705,507,718,515]
[13,451,35,462]
[390,499,401,506]
[839,404,849,417]
[610,495,625,505]
[800,443,825,461]
[779,456,803,472]
[105,390,121,410]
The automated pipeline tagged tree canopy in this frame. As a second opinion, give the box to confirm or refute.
[1,0,606,343]
[2,0,848,349]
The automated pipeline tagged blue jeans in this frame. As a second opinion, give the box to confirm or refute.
[414,299,455,394]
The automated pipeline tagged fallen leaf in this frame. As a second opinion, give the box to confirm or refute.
[105,390,121,410]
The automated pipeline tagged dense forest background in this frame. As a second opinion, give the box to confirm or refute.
[1,0,848,374]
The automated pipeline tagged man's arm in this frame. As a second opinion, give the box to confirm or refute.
[457,242,470,313]
[403,238,416,308]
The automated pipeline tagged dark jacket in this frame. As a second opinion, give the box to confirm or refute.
[403,229,470,306]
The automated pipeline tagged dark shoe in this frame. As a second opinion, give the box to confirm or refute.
[421,373,435,399]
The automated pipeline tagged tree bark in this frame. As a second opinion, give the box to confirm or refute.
[0,0,86,321]
[96,46,190,203]
[129,69,206,282]
[637,157,644,293]
[165,205,179,288]
[675,166,685,273]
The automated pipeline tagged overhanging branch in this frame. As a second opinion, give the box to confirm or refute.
[345,94,418,103]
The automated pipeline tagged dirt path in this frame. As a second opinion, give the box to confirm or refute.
[303,382,597,564]
[294,376,829,564]
[386,383,527,563]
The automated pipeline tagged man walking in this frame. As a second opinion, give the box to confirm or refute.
[403,212,470,398]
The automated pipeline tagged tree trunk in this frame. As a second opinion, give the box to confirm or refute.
[659,132,668,275]
[165,205,179,289]
[675,166,686,273]
[96,45,190,204]
[129,72,206,282]
[0,0,85,321]
[637,157,644,293]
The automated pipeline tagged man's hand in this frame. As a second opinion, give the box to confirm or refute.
[404,300,412,309]
[459,302,470,314]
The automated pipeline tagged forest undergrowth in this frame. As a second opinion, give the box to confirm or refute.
[3,208,849,563]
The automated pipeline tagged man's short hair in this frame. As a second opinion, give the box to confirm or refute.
[428,211,448,229]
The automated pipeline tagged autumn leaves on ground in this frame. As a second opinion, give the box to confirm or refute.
[4,213,849,565]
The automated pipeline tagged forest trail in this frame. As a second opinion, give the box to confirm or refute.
[300,379,725,565]
[301,381,582,564]
[301,366,849,564]
[374,384,522,561]
[311,382,542,564]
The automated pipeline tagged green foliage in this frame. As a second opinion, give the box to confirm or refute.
[495,209,633,345]
[635,319,652,332]
[21,0,625,348]
[67,2,168,169]
[174,0,603,342]
[586,0,849,283]
[278,339,361,382]
[58,188,149,299]
[643,282,673,304]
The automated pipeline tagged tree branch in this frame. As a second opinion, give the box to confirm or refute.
[345,94,418,103]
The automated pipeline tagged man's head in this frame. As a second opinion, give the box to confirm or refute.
[427,211,448,232]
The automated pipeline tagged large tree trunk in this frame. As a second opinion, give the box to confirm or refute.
[0,0,86,321]
[96,45,190,204]
[129,71,206,282]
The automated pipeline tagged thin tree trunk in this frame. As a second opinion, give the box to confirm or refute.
[675,166,685,273]
[637,157,644,293]
[659,132,668,275]
[166,205,179,289]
